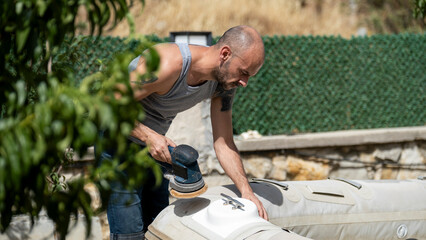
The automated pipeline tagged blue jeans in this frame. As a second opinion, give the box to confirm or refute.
[99,144,169,240]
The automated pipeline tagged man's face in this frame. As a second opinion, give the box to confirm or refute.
[214,51,263,91]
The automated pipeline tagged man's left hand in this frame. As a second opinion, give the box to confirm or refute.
[242,192,268,220]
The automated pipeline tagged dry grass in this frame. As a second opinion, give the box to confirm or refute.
[103,0,362,38]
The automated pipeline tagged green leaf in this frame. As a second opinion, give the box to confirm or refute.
[15,2,24,14]
[37,82,48,102]
[36,0,48,16]
[35,104,52,131]
[15,81,26,107]
[98,104,114,130]
[16,26,30,52]
[126,12,135,35]
[144,47,160,73]
[51,120,64,136]
[57,124,73,151]
[32,134,46,164]
[62,12,74,25]
[79,120,97,144]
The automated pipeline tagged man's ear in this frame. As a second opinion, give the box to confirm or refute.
[219,45,232,62]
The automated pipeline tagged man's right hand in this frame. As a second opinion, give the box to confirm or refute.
[131,122,176,164]
[145,133,176,164]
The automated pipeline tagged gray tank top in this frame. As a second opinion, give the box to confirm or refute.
[128,43,218,141]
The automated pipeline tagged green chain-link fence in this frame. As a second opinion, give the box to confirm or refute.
[66,34,425,135]
[63,35,166,84]
[234,34,425,135]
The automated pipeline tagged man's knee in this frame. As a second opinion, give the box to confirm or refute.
[108,192,144,234]
[110,231,145,240]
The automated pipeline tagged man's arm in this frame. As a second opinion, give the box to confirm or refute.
[127,44,181,163]
[210,88,268,220]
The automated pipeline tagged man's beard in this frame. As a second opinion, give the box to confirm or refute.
[213,61,231,89]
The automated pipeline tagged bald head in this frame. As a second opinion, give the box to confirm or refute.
[216,25,265,62]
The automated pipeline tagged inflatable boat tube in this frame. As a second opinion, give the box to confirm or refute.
[146,178,426,240]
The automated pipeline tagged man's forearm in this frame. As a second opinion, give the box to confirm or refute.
[214,140,253,195]
[131,121,152,143]
[214,139,269,220]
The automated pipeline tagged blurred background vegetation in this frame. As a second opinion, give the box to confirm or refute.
[75,0,425,38]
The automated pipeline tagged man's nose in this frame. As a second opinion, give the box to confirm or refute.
[238,77,248,87]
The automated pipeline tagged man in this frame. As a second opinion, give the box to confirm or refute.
[108,25,268,239]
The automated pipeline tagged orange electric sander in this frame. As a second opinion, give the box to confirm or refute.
[161,145,207,198]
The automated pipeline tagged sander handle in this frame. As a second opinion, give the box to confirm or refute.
[158,145,194,181]
[161,145,202,184]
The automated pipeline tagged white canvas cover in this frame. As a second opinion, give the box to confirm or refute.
[146,178,426,240]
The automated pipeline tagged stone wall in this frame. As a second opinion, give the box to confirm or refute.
[241,141,426,181]
[196,141,426,189]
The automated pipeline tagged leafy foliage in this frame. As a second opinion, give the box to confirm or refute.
[355,0,425,34]
[413,0,426,18]
[0,0,162,239]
